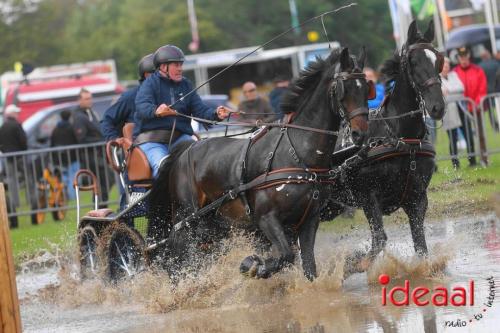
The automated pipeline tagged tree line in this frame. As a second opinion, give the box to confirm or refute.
[0,0,395,80]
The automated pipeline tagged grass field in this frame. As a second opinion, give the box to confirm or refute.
[5,116,500,263]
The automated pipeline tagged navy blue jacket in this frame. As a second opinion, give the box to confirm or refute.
[269,86,287,118]
[100,86,138,141]
[135,71,217,135]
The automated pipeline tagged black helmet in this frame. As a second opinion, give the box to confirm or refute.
[153,45,185,68]
[138,53,155,81]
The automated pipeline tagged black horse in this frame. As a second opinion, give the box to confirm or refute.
[322,21,446,276]
[148,47,372,280]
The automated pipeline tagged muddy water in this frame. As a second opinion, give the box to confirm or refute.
[18,213,500,333]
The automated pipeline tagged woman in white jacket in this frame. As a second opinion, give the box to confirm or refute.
[441,57,465,169]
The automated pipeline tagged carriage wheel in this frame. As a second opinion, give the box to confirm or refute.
[78,225,101,279]
[51,190,67,221]
[106,224,145,282]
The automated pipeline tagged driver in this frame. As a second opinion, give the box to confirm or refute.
[135,44,230,178]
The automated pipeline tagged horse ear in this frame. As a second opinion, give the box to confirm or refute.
[340,47,352,71]
[357,46,366,68]
[423,19,435,42]
[407,20,419,45]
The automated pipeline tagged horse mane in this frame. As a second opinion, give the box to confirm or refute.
[380,34,428,89]
[280,50,340,114]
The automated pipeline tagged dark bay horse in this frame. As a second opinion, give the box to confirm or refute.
[148,47,373,280]
[322,21,446,276]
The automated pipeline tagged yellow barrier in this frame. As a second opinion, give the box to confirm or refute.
[0,183,22,333]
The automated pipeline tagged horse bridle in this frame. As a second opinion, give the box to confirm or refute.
[400,42,443,115]
[330,71,370,122]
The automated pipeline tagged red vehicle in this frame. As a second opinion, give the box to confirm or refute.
[1,60,123,123]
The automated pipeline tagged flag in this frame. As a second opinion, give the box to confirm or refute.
[411,0,436,19]
[388,0,413,47]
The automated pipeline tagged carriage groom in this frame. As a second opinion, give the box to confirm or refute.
[135,44,231,178]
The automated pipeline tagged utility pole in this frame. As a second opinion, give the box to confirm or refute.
[187,0,200,53]
[289,0,300,34]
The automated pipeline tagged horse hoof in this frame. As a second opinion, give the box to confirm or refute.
[240,255,262,277]
[256,264,271,279]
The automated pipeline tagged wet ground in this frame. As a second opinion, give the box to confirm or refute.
[17,212,500,333]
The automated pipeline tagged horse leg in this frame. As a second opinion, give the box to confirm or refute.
[298,213,320,281]
[344,195,386,278]
[403,193,429,256]
[240,213,295,279]
[365,195,387,258]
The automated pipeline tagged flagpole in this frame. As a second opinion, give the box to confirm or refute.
[485,0,497,55]
[491,0,499,25]
[436,0,448,40]
[187,0,200,53]
[432,0,444,50]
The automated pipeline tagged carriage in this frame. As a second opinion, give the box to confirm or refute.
[74,24,445,282]
[74,123,158,282]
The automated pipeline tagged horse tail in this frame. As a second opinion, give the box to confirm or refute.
[147,140,194,241]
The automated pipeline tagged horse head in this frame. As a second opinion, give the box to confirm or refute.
[329,47,372,145]
[400,20,445,120]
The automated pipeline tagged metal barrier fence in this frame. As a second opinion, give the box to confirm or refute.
[435,94,500,164]
[0,142,118,223]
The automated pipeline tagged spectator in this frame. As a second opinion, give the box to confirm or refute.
[0,104,27,227]
[479,49,499,94]
[73,88,110,207]
[268,76,290,120]
[363,67,384,109]
[238,81,276,124]
[453,46,488,167]
[50,110,79,199]
[440,57,464,169]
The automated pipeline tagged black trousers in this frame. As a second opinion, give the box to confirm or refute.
[446,128,459,168]
[458,111,476,166]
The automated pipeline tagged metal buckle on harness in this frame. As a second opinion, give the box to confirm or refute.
[228,190,237,200]
[266,151,274,160]
[312,190,320,200]
[409,148,417,171]
[309,172,317,182]
[289,147,299,162]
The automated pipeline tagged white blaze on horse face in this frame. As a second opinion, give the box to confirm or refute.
[316,150,324,155]
[424,49,437,68]
[356,79,362,88]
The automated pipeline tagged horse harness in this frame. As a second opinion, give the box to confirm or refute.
[173,115,367,234]
[172,67,372,234]
[351,41,442,206]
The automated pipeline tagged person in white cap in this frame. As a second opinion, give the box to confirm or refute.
[0,104,26,153]
[0,104,27,219]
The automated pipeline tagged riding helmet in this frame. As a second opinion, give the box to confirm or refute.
[138,53,155,81]
[153,45,185,68]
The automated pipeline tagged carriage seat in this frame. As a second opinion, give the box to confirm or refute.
[107,123,153,182]
[85,208,114,218]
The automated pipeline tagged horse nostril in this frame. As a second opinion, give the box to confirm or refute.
[351,130,362,144]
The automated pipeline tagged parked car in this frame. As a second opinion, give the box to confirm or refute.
[23,95,118,149]
[22,93,244,149]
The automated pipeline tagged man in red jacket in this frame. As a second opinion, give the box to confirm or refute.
[453,47,488,166]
